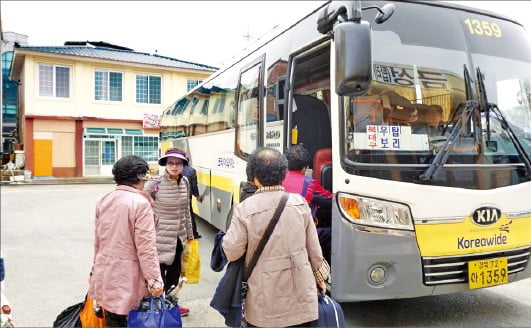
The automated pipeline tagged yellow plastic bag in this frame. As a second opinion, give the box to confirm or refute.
[182,239,200,284]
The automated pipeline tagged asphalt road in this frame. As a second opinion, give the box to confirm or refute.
[1,184,225,327]
[2,184,531,327]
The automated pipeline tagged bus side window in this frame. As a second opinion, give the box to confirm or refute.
[236,58,263,158]
[266,58,287,123]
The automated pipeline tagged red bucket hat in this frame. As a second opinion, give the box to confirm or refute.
[158,149,189,166]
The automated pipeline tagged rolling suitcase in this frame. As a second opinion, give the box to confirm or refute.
[309,292,345,328]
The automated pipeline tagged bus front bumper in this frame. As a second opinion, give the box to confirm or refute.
[330,207,531,302]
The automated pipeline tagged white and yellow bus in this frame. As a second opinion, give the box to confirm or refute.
[159,0,531,301]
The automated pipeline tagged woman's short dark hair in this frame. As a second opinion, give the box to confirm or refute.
[112,155,149,186]
[248,147,287,186]
[285,145,310,171]
[246,162,253,182]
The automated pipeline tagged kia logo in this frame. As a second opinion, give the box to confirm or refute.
[472,206,502,225]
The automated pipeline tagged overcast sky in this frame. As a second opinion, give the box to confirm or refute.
[2,1,530,68]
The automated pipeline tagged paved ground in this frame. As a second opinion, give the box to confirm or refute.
[1,183,225,327]
[3,183,531,327]
[1,176,115,185]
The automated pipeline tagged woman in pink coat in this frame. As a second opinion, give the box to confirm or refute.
[88,155,163,327]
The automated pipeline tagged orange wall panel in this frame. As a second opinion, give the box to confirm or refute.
[33,139,53,176]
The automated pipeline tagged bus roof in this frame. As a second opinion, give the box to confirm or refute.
[191,0,525,95]
[415,0,523,27]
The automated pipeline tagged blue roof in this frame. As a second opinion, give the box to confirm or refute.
[16,45,218,71]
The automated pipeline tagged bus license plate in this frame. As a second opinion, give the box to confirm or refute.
[468,257,508,289]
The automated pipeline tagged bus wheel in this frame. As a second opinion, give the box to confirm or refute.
[225,206,234,231]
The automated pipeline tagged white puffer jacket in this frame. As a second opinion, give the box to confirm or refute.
[144,172,192,265]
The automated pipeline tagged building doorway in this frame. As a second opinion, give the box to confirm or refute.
[84,138,117,176]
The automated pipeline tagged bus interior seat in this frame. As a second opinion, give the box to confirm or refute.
[388,107,417,125]
[313,148,332,192]
[415,104,430,125]
[353,96,384,131]
[292,94,332,166]
[320,164,333,192]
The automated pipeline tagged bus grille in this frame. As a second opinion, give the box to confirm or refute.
[422,246,531,286]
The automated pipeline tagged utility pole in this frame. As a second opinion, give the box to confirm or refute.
[243,26,252,42]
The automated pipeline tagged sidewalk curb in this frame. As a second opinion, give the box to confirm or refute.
[1,177,115,186]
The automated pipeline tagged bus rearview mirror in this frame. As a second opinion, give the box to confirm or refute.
[374,3,395,24]
[334,21,372,96]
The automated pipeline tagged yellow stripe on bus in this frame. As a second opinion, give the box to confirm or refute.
[415,214,531,257]
[196,170,240,196]
[160,141,173,155]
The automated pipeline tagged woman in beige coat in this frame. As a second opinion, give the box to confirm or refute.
[223,147,329,327]
[144,148,194,316]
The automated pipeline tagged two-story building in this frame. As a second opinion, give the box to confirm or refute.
[9,41,216,177]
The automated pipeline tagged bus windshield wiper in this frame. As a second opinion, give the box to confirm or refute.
[476,68,531,176]
[419,100,477,181]
[420,65,477,182]
[489,103,531,176]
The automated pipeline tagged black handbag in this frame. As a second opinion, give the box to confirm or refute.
[240,192,289,327]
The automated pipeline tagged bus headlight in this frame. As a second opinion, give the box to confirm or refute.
[338,193,413,230]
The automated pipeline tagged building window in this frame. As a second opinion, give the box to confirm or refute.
[95,70,123,101]
[187,79,202,92]
[171,98,189,115]
[200,99,209,116]
[136,74,161,104]
[122,135,158,161]
[189,97,199,115]
[38,64,70,98]
[133,136,159,161]
[2,52,17,125]
[122,136,133,156]
[213,97,226,113]
[2,51,13,76]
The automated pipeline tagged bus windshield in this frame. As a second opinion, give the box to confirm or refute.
[342,1,531,189]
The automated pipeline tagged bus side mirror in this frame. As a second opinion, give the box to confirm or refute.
[334,21,372,96]
[374,3,395,24]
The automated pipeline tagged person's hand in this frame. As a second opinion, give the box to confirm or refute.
[149,287,164,297]
[188,235,195,241]
[147,278,164,297]
[317,280,326,294]
[197,195,204,202]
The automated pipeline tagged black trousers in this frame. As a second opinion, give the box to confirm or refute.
[160,238,184,293]
[104,310,127,327]
[190,198,200,237]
